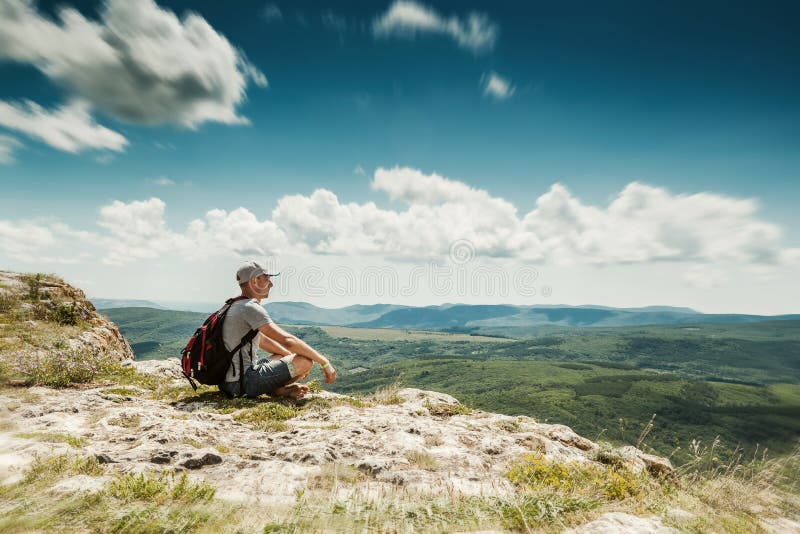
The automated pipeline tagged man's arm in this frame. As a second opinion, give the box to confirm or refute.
[258,334,292,356]
[258,322,336,383]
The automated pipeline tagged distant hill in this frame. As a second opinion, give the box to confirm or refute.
[96,299,799,330]
[350,304,800,330]
[91,298,166,309]
[266,302,408,325]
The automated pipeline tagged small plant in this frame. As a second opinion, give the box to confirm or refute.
[507,453,644,500]
[22,273,42,301]
[14,347,113,387]
[424,434,444,447]
[593,443,627,470]
[23,453,102,484]
[233,400,299,431]
[307,463,366,490]
[368,381,404,405]
[14,431,87,448]
[405,450,439,471]
[50,302,79,326]
[501,493,597,530]
[0,287,17,314]
[107,413,141,428]
[425,402,471,417]
[107,471,215,504]
[496,418,522,432]
[101,387,142,397]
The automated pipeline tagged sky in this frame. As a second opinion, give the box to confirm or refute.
[0,0,799,314]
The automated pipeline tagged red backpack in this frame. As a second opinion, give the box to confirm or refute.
[181,296,258,393]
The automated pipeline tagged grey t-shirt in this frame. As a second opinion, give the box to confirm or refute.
[222,298,273,382]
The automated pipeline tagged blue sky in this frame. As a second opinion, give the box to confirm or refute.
[0,0,798,313]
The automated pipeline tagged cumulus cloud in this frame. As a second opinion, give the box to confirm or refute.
[481,71,515,100]
[0,0,267,129]
[0,218,95,263]
[0,99,127,153]
[97,198,184,265]
[91,198,290,265]
[372,0,498,53]
[0,134,22,163]
[521,182,786,266]
[2,169,794,277]
[185,207,289,258]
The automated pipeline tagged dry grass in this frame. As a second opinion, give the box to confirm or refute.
[367,381,404,405]
[405,450,439,471]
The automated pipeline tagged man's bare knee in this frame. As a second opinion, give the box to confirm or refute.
[288,354,313,377]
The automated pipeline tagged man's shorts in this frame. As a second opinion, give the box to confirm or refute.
[220,354,297,398]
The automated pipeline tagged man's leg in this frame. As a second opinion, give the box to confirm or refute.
[272,354,312,399]
[244,354,313,399]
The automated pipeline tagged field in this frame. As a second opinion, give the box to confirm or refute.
[314,324,510,342]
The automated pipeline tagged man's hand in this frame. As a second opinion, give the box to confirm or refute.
[322,363,337,384]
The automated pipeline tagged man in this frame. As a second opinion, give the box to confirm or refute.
[219,261,336,399]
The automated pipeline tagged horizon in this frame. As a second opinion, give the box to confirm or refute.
[89,295,800,318]
[1,0,799,315]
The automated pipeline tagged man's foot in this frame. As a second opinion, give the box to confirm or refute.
[274,383,309,400]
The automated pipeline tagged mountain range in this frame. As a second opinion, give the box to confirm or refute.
[91,299,800,329]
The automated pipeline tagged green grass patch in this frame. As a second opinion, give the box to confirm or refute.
[424,401,471,417]
[14,432,87,448]
[107,471,215,504]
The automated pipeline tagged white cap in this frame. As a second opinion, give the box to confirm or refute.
[236,261,279,284]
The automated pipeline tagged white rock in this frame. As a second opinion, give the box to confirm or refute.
[564,512,678,533]
[49,474,107,495]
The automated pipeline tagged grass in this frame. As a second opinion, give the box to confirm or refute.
[14,431,87,448]
[424,401,471,417]
[0,454,229,534]
[307,462,366,490]
[107,412,141,428]
[405,450,439,471]
[107,471,215,504]
[101,386,144,397]
[366,381,404,405]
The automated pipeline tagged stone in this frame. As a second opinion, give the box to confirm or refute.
[544,424,597,451]
[181,452,223,470]
[564,512,678,533]
[150,451,177,464]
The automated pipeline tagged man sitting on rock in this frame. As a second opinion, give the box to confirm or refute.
[218,261,336,399]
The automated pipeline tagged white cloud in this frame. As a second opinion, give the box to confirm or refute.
[97,198,184,265]
[0,134,22,163]
[0,0,267,129]
[372,0,498,53]
[150,176,175,186]
[482,71,515,100]
[2,170,794,281]
[683,264,731,289]
[0,99,127,153]
[0,218,96,263]
[354,165,366,176]
[521,182,785,266]
[262,3,282,23]
[186,207,290,258]
[0,219,56,261]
